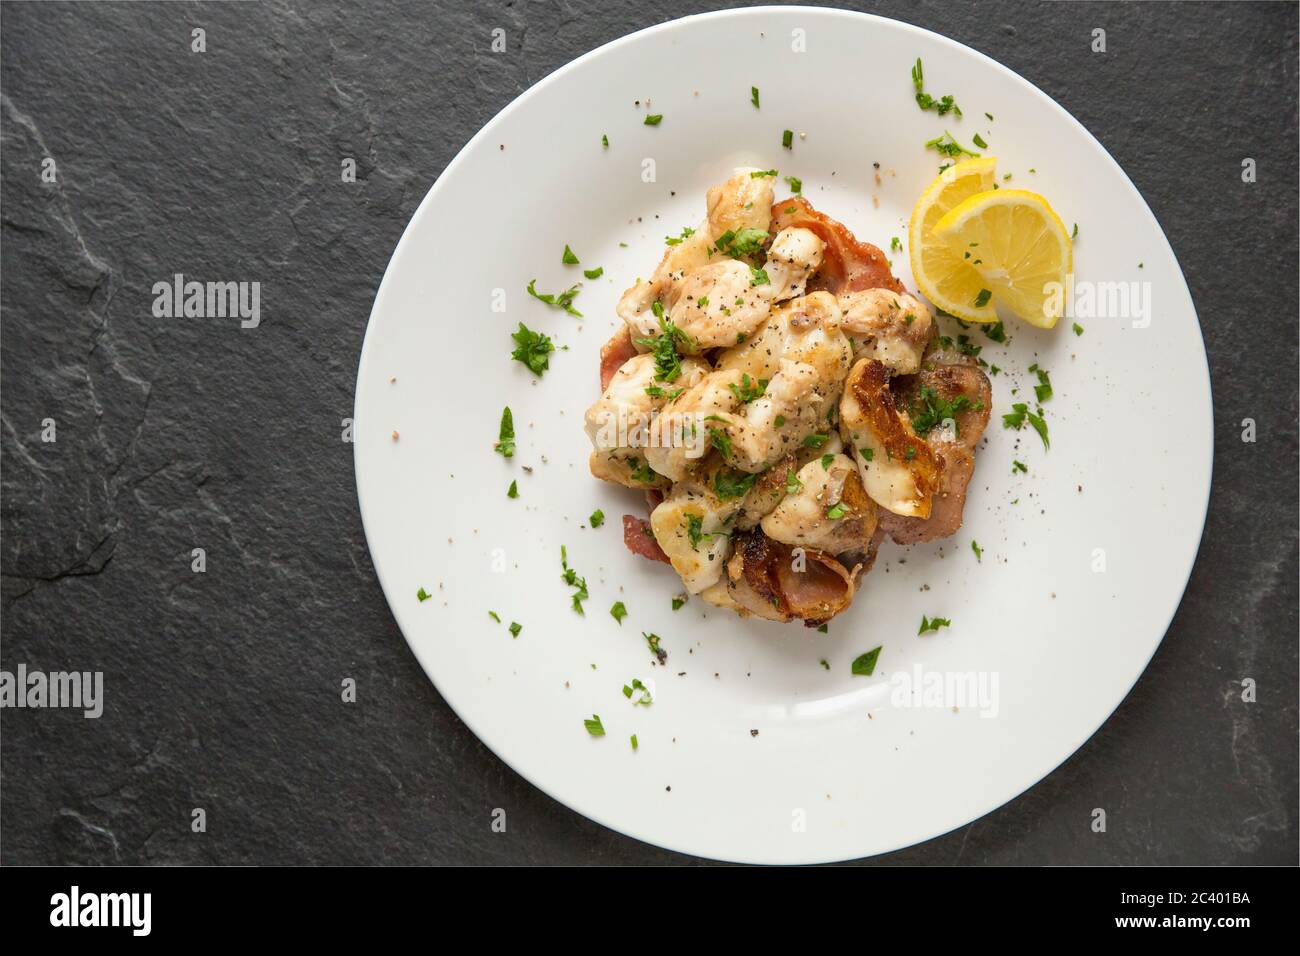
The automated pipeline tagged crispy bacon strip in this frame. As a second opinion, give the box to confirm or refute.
[770,197,903,296]
[599,327,638,392]
[877,362,992,543]
[847,358,941,515]
[726,528,857,627]
[622,514,670,564]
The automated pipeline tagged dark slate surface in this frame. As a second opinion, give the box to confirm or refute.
[1,0,1296,866]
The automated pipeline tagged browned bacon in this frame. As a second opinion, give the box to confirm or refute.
[622,514,670,564]
[878,362,993,543]
[769,197,903,296]
[599,327,637,392]
[725,528,858,628]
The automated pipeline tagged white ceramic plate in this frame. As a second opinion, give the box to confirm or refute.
[354,7,1211,864]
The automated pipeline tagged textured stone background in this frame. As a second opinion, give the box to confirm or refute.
[1,0,1296,865]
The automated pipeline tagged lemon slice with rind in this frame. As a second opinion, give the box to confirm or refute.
[932,189,1073,329]
[908,157,999,322]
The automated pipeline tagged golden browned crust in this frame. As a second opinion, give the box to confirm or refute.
[848,359,940,501]
[726,527,857,628]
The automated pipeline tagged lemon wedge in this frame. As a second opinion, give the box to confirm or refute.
[908,157,999,323]
[932,189,1073,329]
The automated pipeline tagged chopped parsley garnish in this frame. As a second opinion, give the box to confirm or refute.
[630,734,638,750]
[507,479,519,499]
[417,587,432,603]
[820,453,834,470]
[560,546,589,614]
[644,631,667,664]
[644,114,663,126]
[1012,460,1028,473]
[750,168,778,178]
[972,133,989,149]
[622,678,653,706]
[583,266,604,280]
[644,383,685,400]
[925,131,980,159]
[911,57,962,116]
[909,386,980,436]
[562,244,580,265]
[629,460,659,484]
[971,540,982,563]
[851,646,882,676]
[589,509,605,528]
[1026,410,1050,449]
[602,133,609,148]
[751,86,760,108]
[671,594,687,611]
[494,406,516,458]
[665,225,696,246]
[918,615,951,635]
[749,265,770,286]
[774,415,785,428]
[727,373,768,403]
[610,601,628,624]
[785,469,803,495]
[1071,222,1078,240]
[634,315,692,382]
[825,501,849,520]
[782,129,793,149]
[974,288,992,308]
[890,236,902,252]
[707,426,734,460]
[509,621,522,638]
[584,714,605,736]
[526,278,582,317]
[802,432,829,449]
[956,334,982,358]
[684,513,720,551]
[820,659,831,670]
[1072,322,1084,336]
[1028,363,1053,402]
[784,174,802,194]
[510,322,555,376]
[860,446,874,461]
[714,467,759,501]
[983,321,1008,343]
[714,227,769,258]
[1002,403,1049,449]
[488,610,501,623]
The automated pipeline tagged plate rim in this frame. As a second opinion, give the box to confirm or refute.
[353,4,1214,863]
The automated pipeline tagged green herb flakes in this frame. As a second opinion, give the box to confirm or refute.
[918,615,951,635]
[851,646,882,676]
[494,406,516,458]
[526,278,582,317]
